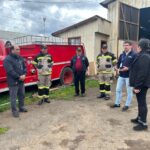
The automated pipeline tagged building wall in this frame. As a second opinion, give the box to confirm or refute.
[53,19,111,75]
[118,0,150,8]
[107,0,150,57]
[107,1,120,57]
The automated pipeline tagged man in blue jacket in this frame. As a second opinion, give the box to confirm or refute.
[4,45,27,117]
[111,41,136,111]
[71,47,89,97]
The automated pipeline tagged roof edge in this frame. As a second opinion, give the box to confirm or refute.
[52,15,110,36]
[100,0,116,8]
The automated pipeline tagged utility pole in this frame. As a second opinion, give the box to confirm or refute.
[43,17,46,36]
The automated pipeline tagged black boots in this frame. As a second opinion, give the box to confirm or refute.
[97,93,105,99]
[133,123,148,131]
[131,117,148,131]
[104,95,110,100]
[44,98,51,103]
[38,98,50,105]
[97,93,110,100]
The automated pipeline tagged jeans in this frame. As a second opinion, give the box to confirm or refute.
[115,76,133,106]
[9,83,25,112]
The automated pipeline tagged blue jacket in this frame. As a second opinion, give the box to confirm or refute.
[4,54,27,87]
[117,50,136,78]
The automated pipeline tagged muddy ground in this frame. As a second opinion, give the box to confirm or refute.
[0,84,150,150]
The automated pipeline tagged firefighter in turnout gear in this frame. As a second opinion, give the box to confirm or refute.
[97,44,117,100]
[33,45,53,105]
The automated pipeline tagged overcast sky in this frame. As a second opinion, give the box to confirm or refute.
[0,0,107,36]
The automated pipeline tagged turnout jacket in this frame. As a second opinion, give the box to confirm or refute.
[96,51,117,73]
[33,52,53,75]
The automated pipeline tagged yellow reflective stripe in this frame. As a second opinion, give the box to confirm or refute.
[98,56,112,59]
[105,91,111,94]
[37,57,44,60]
[38,95,45,98]
[44,95,49,98]
[113,59,117,63]
[38,86,49,89]
[32,61,37,64]
[100,90,105,92]
[99,90,111,93]
[38,86,45,89]
[99,82,105,85]
[42,73,52,75]
[105,83,111,86]
[100,71,112,74]
[44,86,49,89]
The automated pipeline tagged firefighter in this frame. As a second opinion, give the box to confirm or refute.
[33,45,53,105]
[97,44,117,100]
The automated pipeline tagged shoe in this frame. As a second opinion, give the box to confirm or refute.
[104,95,110,100]
[131,118,139,124]
[81,93,86,97]
[19,108,28,113]
[133,123,148,131]
[122,106,129,112]
[12,111,19,118]
[97,94,105,99]
[44,98,51,103]
[74,93,79,97]
[110,104,120,108]
[38,99,44,105]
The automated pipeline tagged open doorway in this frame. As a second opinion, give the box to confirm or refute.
[139,7,150,40]
[101,40,107,48]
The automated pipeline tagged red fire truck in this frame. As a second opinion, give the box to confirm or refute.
[0,35,85,93]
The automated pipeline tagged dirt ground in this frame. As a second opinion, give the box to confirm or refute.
[1,84,150,150]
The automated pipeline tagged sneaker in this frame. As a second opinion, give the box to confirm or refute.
[133,123,148,131]
[38,99,44,105]
[131,118,139,124]
[122,106,129,112]
[104,95,110,100]
[19,108,28,113]
[97,94,105,99]
[44,98,51,103]
[12,111,19,118]
[110,104,120,108]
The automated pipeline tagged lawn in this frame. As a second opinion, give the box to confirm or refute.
[0,79,98,112]
[0,127,9,135]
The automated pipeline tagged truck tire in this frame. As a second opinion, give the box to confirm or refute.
[60,67,74,85]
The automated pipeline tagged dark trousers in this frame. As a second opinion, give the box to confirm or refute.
[9,83,25,112]
[74,71,86,94]
[136,87,148,123]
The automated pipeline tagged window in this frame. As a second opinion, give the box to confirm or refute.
[68,37,81,45]
[119,3,139,41]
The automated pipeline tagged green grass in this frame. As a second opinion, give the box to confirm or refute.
[49,79,98,100]
[0,79,98,112]
[0,127,9,135]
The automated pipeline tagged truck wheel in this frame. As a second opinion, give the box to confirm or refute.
[60,67,74,85]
